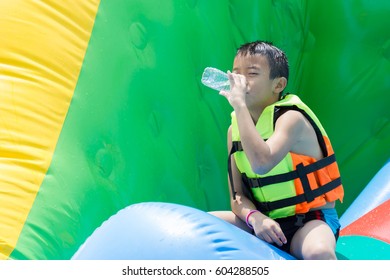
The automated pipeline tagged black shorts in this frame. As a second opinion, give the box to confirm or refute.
[272,210,340,253]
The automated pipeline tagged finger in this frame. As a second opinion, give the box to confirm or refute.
[271,233,284,247]
[256,229,277,245]
[227,71,235,86]
[239,74,246,86]
[266,232,284,246]
[232,73,242,85]
[231,73,246,90]
[257,226,284,246]
[219,90,228,98]
[277,230,287,245]
[227,71,239,85]
[273,224,287,244]
[258,233,273,244]
[270,230,287,246]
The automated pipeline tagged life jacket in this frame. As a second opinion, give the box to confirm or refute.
[229,94,344,219]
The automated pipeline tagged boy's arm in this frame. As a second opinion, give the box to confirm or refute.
[227,126,287,246]
[221,72,302,175]
[234,104,305,174]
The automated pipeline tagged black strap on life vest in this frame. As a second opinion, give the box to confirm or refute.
[228,141,242,200]
[243,153,336,188]
[251,178,342,212]
[241,154,342,212]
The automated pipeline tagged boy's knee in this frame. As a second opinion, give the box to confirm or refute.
[303,243,336,260]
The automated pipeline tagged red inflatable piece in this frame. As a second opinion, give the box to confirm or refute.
[340,199,390,244]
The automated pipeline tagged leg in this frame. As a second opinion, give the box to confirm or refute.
[208,211,252,233]
[290,220,337,260]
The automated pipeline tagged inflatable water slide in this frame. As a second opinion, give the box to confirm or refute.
[1,0,389,260]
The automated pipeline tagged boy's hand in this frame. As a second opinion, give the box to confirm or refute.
[250,211,287,247]
[219,71,247,109]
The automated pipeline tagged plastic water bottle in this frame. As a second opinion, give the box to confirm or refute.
[201,67,230,92]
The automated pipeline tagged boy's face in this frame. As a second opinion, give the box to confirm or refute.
[232,54,279,110]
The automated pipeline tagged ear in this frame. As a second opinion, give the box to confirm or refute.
[272,77,287,94]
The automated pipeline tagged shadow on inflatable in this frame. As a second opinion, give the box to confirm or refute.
[72,160,390,260]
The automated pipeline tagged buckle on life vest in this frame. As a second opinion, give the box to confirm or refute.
[294,214,305,227]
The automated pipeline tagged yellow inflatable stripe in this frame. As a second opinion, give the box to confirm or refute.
[0,1,100,259]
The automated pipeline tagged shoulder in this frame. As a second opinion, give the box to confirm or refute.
[274,109,308,134]
[275,109,323,159]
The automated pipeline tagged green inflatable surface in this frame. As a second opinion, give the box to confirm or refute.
[4,0,390,259]
[337,235,390,260]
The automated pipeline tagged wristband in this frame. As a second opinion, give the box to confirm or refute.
[246,210,260,229]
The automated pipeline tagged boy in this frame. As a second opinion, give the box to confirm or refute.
[212,41,344,260]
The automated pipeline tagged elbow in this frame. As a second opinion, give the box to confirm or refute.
[248,150,274,175]
[251,160,273,175]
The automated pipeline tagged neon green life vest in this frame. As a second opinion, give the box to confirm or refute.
[230,94,343,219]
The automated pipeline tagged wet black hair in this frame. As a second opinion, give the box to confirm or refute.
[236,40,289,82]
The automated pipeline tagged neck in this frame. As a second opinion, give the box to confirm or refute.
[251,94,281,123]
[249,107,264,124]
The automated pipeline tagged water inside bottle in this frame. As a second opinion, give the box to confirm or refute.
[201,67,230,92]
